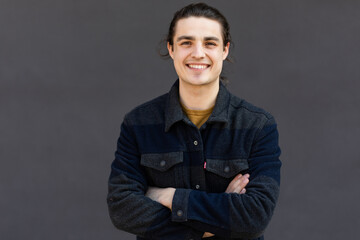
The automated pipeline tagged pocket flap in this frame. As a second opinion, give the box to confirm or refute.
[206,158,248,178]
[141,152,183,172]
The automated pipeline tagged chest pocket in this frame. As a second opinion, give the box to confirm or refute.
[205,158,249,192]
[140,152,184,188]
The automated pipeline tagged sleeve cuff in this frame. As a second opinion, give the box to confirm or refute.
[171,188,191,222]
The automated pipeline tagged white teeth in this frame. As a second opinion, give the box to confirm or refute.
[188,64,208,69]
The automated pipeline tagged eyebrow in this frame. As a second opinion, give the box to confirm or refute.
[176,35,221,42]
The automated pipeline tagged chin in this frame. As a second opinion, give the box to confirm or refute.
[181,77,217,86]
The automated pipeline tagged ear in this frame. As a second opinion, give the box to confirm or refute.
[167,42,174,59]
[222,42,230,60]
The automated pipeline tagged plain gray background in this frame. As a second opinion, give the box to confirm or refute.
[1,0,359,239]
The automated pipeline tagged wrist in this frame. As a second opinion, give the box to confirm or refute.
[164,187,176,210]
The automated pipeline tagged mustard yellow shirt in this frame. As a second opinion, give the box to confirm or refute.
[181,102,214,129]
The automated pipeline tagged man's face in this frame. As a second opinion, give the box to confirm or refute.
[167,17,229,87]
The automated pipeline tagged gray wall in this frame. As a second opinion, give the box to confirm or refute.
[1,0,359,239]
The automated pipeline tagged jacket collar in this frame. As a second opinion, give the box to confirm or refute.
[164,80,230,132]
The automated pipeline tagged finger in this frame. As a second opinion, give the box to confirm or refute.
[226,174,250,193]
[237,173,249,181]
[229,181,244,194]
[232,185,242,194]
[236,173,244,179]
[225,174,242,193]
[232,184,247,194]
[238,175,249,189]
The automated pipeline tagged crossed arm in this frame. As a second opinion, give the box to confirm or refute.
[108,118,281,239]
[146,173,250,238]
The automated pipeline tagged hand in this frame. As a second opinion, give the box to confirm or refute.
[203,232,215,238]
[202,174,250,238]
[145,186,176,210]
[226,173,250,194]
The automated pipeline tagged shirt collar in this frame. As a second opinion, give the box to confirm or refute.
[164,80,230,132]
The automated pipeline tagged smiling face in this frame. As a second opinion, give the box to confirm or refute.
[167,17,229,88]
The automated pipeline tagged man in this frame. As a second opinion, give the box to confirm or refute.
[107,3,281,240]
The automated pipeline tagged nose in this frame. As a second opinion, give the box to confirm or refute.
[191,42,205,59]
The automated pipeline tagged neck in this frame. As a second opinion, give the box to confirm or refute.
[179,79,219,110]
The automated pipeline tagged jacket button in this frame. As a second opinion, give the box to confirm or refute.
[193,140,198,146]
[177,210,183,217]
[160,160,166,167]
[224,166,230,173]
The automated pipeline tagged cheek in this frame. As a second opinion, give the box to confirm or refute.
[209,50,225,64]
[211,55,224,73]
[212,56,224,68]
[178,50,191,60]
[174,55,190,70]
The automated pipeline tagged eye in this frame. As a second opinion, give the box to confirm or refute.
[205,42,217,47]
[180,41,191,46]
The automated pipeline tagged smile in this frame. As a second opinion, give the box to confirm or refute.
[187,64,210,70]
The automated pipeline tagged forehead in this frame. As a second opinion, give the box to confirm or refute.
[174,17,223,39]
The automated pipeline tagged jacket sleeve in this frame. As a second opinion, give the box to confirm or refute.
[107,118,204,240]
[171,117,282,239]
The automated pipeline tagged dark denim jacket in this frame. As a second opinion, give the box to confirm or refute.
[107,80,281,240]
